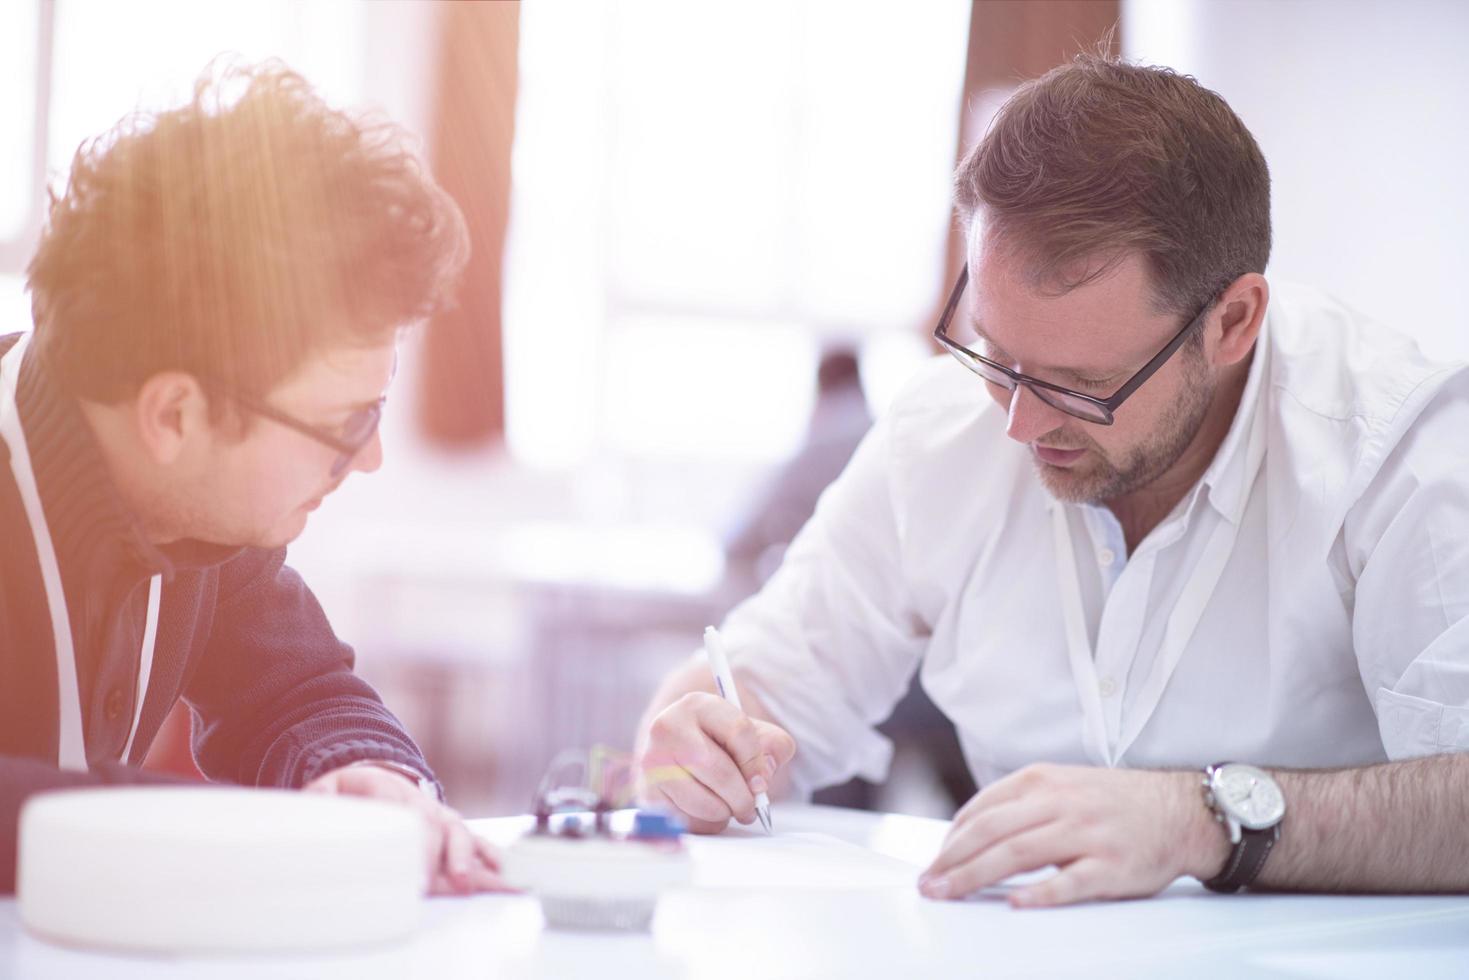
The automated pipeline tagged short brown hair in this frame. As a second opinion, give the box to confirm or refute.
[27,59,469,402]
[954,54,1270,317]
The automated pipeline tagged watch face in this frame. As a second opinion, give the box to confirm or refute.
[1213,763,1286,830]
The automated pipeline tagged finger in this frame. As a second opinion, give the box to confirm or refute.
[643,740,762,819]
[416,812,447,886]
[672,739,758,822]
[754,722,797,771]
[653,785,730,834]
[694,695,767,784]
[675,814,731,835]
[638,756,730,829]
[640,699,760,799]
[459,839,516,894]
[464,864,517,894]
[442,816,474,891]
[472,834,503,873]
[1010,858,1109,909]
[653,770,736,827]
[920,823,1080,901]
[950,764,1060,828]
[924,797,1052,879]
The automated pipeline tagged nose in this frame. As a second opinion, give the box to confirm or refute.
[1005,384,1070,445]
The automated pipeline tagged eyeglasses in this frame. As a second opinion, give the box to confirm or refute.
[932,266,1214,425]
[207,385,384,477]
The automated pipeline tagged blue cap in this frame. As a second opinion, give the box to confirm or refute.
[631,809,686,840]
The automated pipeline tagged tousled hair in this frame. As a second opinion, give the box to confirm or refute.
[27,58,469,404]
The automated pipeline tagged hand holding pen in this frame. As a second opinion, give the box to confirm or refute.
[703,627,773,832]
[633,626,796,835]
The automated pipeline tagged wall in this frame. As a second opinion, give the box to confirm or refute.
[1125,0,1469,361]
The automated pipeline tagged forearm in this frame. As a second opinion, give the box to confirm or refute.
[196,550,432,789]
[1255,753,1469,892]
[195,692,433,790]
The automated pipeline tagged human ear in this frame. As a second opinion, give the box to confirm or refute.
[1208,273,1269,367]
[131,372,211,466]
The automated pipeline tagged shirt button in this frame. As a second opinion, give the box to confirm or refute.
[1098,677,1118,698]
[1098,548,1117,566]
[104,687,125,722]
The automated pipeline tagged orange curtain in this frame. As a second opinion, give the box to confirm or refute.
[420,1,520,446]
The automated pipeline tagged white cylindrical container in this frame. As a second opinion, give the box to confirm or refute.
[18,786,427,954]
[503,832,692,931]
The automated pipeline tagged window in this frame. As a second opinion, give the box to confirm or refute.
[0,0,41,243]
[48,0,364,176]
[2,0,369,333]
[505,0,969,466]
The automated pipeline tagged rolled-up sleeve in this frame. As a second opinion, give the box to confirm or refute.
[1349,374,1469,759]
[720,409,929,796]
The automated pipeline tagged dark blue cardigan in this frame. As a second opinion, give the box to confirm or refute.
[0,333,438,892]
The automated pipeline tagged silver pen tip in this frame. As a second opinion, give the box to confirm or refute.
[757,807,772,834]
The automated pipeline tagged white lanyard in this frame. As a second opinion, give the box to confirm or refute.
[1051,502,1114,766]
[0,334,161,770]
[1050,397,1266,767]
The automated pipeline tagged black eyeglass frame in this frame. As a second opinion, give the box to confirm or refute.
[932,266,1215,426]
[204,383,384,478]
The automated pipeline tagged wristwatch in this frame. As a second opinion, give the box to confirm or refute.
[1200,762,1285,893]
[346,758,442,802]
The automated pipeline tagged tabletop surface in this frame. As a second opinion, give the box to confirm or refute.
[3,803,1467,979]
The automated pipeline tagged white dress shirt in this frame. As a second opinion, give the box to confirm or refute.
[723,281,1469,795]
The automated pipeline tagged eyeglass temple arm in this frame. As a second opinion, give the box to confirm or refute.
[934,266,971,340]
[1103,303,1212,408]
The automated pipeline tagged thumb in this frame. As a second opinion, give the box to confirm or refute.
[756,723,798,770]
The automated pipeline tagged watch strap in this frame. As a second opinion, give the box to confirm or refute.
[1201,762,1284,893]
[1204,822,1278,893]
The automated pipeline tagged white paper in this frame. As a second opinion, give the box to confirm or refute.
[685,830,920,889]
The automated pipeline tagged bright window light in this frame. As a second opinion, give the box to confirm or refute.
[506,0,970,466]
[0,275,31,332]
[603,314,816,461]
[48,0,364,179]
[0,0,40,242]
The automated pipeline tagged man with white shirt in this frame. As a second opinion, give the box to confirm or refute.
[634,54,1469,905]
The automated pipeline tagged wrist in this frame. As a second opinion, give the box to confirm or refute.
[344,759,441,802]
[1171,770,1232,881]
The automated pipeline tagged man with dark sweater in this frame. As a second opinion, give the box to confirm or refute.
[0,61,502,895]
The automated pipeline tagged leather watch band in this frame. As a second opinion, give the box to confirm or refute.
[1204,822,1279,893]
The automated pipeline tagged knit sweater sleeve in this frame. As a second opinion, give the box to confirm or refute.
[183,547,440,794]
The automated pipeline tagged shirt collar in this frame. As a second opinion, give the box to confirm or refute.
[1195,317,1271,526]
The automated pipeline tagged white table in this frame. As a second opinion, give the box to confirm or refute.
[3,804,1467,979]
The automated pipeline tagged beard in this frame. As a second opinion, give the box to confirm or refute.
[1033,349,1217,506]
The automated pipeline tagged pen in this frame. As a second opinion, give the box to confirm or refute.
[703,626,773,834]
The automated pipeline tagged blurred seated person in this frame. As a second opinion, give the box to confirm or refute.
[724,347,872,589]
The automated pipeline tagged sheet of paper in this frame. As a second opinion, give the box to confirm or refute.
[685,830,920,890]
